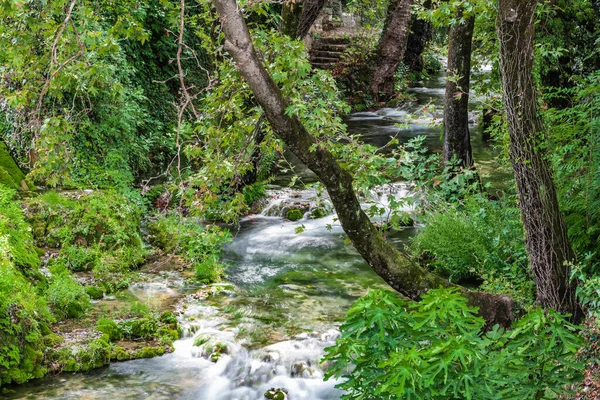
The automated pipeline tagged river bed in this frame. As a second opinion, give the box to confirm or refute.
[6,72,494,400]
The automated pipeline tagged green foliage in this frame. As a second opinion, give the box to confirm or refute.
[51,337,112,373]
[410,194,533,301]
[25,190,146,292]
[0,185,52,387]
[95,318,122,342]
[0,185,40,273]
[285,208,304,221]
[0,0,209,189]
[324,288,584,399]
[85,285,104,300]
[147,213,231,284]
[571,261,600,318]
[242,183,266,207]
[0,259,52,387]
[546,71,600,263]
[46,266,90,320]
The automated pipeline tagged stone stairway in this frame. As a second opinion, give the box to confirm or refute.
[309,36,350,70]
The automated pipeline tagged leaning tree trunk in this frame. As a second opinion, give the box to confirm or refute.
[443,11,475,168]
[497,0,579,317]
[213,0,515,326]
[282,0,327,39]
[370,0,413,99]
[296,0,327,39]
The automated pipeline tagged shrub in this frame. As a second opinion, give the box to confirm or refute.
[45,267,90,320]
[324,288,584,399]
[147,213,231,283]
[410,194,534,302]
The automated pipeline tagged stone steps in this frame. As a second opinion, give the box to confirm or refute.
[309,36,350,70]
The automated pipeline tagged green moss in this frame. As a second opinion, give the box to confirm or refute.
[156,326,179,345]
[0,186,52,386]
[0,142,30,191]
[43,333,64,347]
[0,260,51,387]
[46,336,112,374]
[159,311,177,325]
[96,318,122,342]
[0,167,18,190]
[137,347,157,358]
[193,335,209,347]
[265,388,288,400]
[110,346,130,361]
[0,185,40,272]
[286,208,304,221]
[85,285,104,300]
[310,207,327,219]
[25,190,147,293]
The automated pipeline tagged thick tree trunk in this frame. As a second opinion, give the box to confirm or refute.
[370,0,413,99]
[212,0,515,326]
[497,0,579,317]
[443,12,475,168]
[296,0,327,39]
[281,0,305,38]
[403,0,432,75]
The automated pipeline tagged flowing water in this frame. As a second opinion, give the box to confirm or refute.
[7,73,494,400]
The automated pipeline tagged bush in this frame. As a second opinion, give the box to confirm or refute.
[148,213,231,283]
[46,267,90,320]
[410,194,534,302]
[324,288,584,399]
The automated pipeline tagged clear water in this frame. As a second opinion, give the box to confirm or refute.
[6,72,493,400]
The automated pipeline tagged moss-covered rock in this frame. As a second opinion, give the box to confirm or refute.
[0,260,52,386]
[0,142,32,191]
[286,208,304,221]
[310,207,328,219]
[96,318,122,342]
[0,186,52,387]
[264,388,288,400]
[110,346,130,361]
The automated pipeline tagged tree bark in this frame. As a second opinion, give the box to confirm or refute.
[403,0,432,75]
[370,0,413,100]
[296,0,327,39]
[443,12,475,168]
[281,0,304,38]
[282,0,326,39]
[212,0,515,326]
[497,0,579,317]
